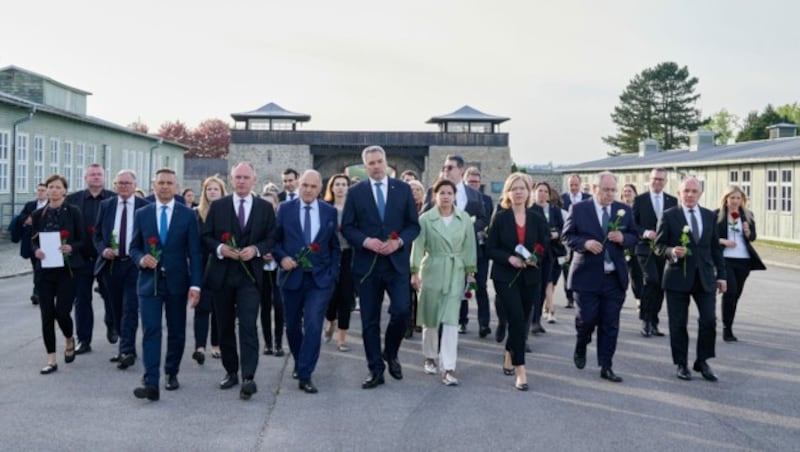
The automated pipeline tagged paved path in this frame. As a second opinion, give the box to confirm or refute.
[0,245,798,451]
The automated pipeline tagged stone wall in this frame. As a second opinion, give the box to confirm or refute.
[228,143,311,188]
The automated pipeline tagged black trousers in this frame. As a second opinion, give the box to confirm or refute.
[214,270,260,379]
[666,270,717,366]
[637,252,667,325]
[722,258,751,329]
[495,279,537,366]
[194,284,219,349]
[37,268,75,353]
[260,270,284,348]
[325,249,354,330]
[627,254,643,300]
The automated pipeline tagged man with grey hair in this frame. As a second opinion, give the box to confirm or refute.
[655,177,726,382]
[342,145,420,389]
[94,170,149,368]
[563,171,637,383]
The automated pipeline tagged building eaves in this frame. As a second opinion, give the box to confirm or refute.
[0,65,92,95]
[231,102,311,122]
[426,105,510,124]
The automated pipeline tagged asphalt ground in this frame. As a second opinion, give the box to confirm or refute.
[0,247,798,451]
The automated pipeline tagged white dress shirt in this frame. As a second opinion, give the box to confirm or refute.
[454,181,468,210]
[233,194,253,226]
[593,199,616,272]
[114,196,135,254]
[156,199,176,234]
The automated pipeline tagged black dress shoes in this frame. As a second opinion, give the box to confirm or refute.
[574,345,587,370]
[601,367,623,383]
[479,326,492,338]
[220,373,239,389]
[458,324,467,334]
[133,385,159,401]
[107,329,119,344]
[274,348,285,357]
[291,370,298,380]
[565,300,574,309]
[640,321,652,337]
[495,323,507,343]
[117,353,136,370]
[31,294,39,305]
[693,361,718,382]
[263,347,273,355]
[362,373,385,389]
[192,350,205,365]
[165,374,180,391]
[515,382,529,391]
[676,364,692,381]
[110,354,121,363]
[383,354,403,380]
[74,342,92,355]
[723,328,738,342]
[651,325,665,337]
[299,379,318,394]
[240,379,257,400]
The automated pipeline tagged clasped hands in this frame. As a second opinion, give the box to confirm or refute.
[364,237,400,256]
[220,244,258,261]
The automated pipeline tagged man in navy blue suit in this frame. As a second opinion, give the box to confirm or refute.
[93,170,149,370]
[129,168,203,401]
[274,170,341,394]
[562,171,637,383]
[561,174,592,309]
[342,145,420,389]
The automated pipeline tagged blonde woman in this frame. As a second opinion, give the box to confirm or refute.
[323,174,354,352]
[192,175,227,362]
[714,185,766,342]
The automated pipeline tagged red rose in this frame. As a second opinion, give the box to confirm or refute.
[310,242,321,253]
[390,231,400,240]
[147,237,159,246]
[88,226,95,234]
[534,243,545,255]
[730,211,740,220]
[464,291,473,299]
[60,230,69,240]
[221,232,232,243]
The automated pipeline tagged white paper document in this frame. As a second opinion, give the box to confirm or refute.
[39,231,65,269]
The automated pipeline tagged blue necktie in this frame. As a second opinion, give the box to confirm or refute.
[375,182,385,221]
[602,207,612,264]
[303,205,312,245]
[159,205,168,246]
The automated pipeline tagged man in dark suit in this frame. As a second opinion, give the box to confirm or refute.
[274,170,341,394]
[202,162,276,400]
[129,168,202,401]
[655,177,727,382]
[464,167,494,338]
[342,145,420,389]
[423,155,487,335]
[563,171,638,383]
[560,174,591,309]
[633,168,678,337]
[66,163,116,354]
[93,170,149,370]
[277,168,299,202]
[16,183,48,305]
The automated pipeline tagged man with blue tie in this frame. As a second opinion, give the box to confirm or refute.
[93,170,148,369]
[274,170,341,393]
[342,145,420,389]
[562,171,638,383]
[202,162,276,400]
[129,168,202,401]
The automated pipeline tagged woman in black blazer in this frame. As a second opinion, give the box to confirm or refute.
[532,181,566,328]
[487,173,549,391]
[31,174,85,374]
[714,185,766,342]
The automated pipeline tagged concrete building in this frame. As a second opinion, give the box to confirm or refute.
[228,103,512,198]
[0,65,187,226]
[562,128,800,243]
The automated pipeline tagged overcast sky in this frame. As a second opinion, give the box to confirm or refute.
[3,0,799,164]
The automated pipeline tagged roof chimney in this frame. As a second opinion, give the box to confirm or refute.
[689,129,715,151]
[767,123,797,139]
[638,138,659,157]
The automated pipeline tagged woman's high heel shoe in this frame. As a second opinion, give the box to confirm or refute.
[65,339,76,364]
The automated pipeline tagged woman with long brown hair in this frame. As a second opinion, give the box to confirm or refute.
[715,185,766,342]
[323,173,355,351]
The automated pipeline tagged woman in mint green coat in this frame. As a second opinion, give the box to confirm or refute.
[411,179,477,386]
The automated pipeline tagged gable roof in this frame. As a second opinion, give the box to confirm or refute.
[563,137,800,172]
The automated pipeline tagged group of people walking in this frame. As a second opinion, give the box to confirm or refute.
[15,146,765,401]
